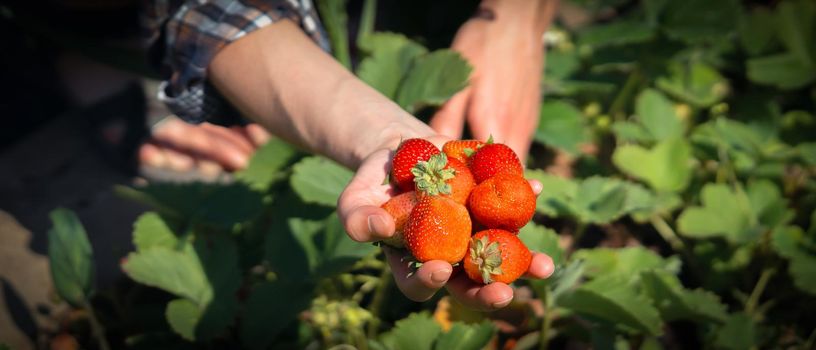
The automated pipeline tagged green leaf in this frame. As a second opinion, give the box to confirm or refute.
[635,89,683,140]
[573,247,678,279]
[640,270,727,323]
[656,62,728,108]
[747,180,794,230]
[518,223,564,266]
[396,50,472,113]
[774,0,815,68]
[317,0,351,69]
[48,208,94,307]
[572,177,629,224]
[578,20,655,47]
[116,182,263,229]
[797,142,816,165]
[315,213,377,277]
[747,53,816,90]
[536,101,588,154]
[525,170,578,218]
[714,313,757,350]
[738,7,777,56]
[612,121,654,143]
[677,184,758,243]
[123,247,210,305]
[434,321,495,350]
[133,212,178,251]
[771,226,816,295]
[240,281,315,350]
[357,33,428,99]
[235,139,298,191]
[558,275,663,336]
[165,299,200,341]
[623,182,682,223]
[662,0,740,43]
[613,138,693,192]
[381,312,442,350]
[290,156,354,207]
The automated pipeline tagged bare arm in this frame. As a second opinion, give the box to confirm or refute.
[209,19,434,169]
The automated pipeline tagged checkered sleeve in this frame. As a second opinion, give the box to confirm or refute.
[143,0,330,124]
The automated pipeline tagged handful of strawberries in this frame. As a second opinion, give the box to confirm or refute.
[381,137,536,285]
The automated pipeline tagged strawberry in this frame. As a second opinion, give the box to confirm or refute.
[412,153,475,205]
[391,138,440,192]
[469,143,523,183]
[404,195,472,264]
[380,191,418,248]
[442,139,484,164]
[467,173,535,231]
[443,158,476,205]
[464,229,531,284]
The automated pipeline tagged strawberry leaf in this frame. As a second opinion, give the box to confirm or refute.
[290,156,353,207]
[235,139,299,191]
[380,312,442,350]
[640,270,728,323]
[396,50,472,114]
[434,321,495,350]
[47,208,94,307]
[613,138,693,193]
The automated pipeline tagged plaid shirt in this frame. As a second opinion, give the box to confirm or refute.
[144,0,330,124]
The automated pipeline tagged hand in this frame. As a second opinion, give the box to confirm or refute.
[430,4,552,161]
[139,117,270,172]
[338,136,555,311]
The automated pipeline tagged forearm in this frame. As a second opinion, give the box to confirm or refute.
[209,20,434,169]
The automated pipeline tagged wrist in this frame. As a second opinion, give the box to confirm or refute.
[331,77,436,168]
[480,0,557,37]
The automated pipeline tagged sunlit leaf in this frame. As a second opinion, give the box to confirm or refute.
[536,101,589,155]
[613,138,693,192]
[396,50,472,113]
[290,157,354,207]
[48,208,94,307]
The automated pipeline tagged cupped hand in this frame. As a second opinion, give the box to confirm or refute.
[337,136,555,311]
[430,14,546,161]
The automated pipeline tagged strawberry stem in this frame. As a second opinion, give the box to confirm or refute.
[411,153,455,196]
[469,236,503,284]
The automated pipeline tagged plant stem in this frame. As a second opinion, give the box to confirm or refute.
[356,0,377,46]
[570,222,588,251]
[366,262,392,338]
[538,287,552,350]
[650,216,685,251]
[82,300,111,350]
[609,69,642,120]
[745,267,775,315]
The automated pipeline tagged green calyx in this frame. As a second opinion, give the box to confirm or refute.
[412,153,456,196]
[469,236,503,284]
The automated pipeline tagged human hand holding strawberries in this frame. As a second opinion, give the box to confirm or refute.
[338,136,555,311]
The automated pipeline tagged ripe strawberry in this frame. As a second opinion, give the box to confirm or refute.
[412,153,475,205]
[380,191,418,248]
[467,173,535,231]
[404,195,472,264]
[469,143,523,183]
[464,229,532,284]
[442,139,484,164]
[443,158,476,205]
[391,138,440,192]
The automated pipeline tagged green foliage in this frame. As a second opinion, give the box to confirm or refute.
[51,0,816,348]
[47,208,95,307]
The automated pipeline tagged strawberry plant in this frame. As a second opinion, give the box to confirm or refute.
[44,0,815,349]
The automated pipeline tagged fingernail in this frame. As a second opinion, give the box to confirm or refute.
[431,269,451,283]
[492,296,513,309]
[367,215,389,236]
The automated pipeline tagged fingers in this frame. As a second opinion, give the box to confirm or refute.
[244,123,271,147]
[528,179,542,196]
[525,252,556,279]
[429,88,471,140]
[384,246,452,302]
[445,272,514,311]
[337,149,396,242]
[151,119,252,170]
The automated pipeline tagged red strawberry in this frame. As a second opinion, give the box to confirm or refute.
[404,195,472,264]
[443,158,476,205]
[380,191,418,248]
[469,143,523,183]
[391,138,440,192]
[464,229,532,284]
[443,140,484,164]
[467,173,535,231]
[412,153,475,205]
